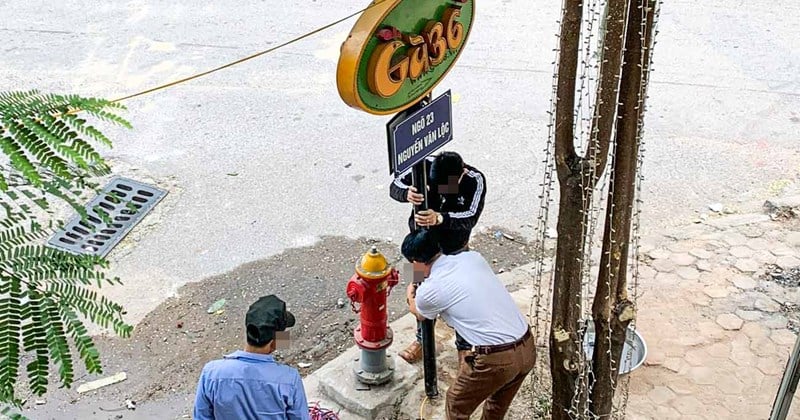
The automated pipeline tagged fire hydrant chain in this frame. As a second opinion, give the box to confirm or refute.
[349,300,360,314]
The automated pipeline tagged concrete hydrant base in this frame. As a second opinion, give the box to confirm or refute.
[354,351,395,385]
[317,346,419,419]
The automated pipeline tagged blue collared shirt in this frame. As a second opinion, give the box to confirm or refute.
[193,350,310,420]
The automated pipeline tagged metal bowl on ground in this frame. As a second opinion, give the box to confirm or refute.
[581,320,647,375]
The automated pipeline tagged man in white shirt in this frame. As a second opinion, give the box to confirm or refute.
[402,229,535,419]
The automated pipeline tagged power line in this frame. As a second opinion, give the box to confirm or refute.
[110,4,377,103]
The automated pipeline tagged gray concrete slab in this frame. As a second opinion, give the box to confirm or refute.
[302,309,422,420]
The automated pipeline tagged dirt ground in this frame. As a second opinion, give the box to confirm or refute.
[497,348,553,420]
[20,227,538,418]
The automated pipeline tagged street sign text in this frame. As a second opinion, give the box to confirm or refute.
[387,91,453,175]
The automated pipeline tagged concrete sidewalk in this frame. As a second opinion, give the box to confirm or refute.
[625,213,800,419]
[302,210,800,419]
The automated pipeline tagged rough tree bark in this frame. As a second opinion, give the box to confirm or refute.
[550,0,629,418]
[589,0,657,416]
[550,1,586,418]
[585,0,630,178]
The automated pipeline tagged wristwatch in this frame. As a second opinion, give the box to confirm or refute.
[436,213,444,225]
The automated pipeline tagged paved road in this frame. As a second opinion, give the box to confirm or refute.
[1,0,799,324]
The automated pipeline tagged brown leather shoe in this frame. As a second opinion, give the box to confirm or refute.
[399,341,423,364]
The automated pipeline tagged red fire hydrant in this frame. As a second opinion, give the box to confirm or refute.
[346,246,399,385]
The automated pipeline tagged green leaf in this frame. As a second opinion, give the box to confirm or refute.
[1,405,26,419]
[0,90,130,211]
[59,304,101,374]
[42,300,74,388]
[0,135,41,187]
[0,91,133,404]
[0,277,23,403]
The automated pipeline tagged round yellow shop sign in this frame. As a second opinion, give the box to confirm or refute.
[337,0,475,115]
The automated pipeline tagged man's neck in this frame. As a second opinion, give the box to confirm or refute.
[425,253,444,278]
[244,344,274,355]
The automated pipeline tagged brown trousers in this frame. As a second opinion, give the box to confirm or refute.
[446,332,536,420]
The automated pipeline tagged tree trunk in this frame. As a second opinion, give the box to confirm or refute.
[550,1,584,418]
[585,0,630,179]
[589,0,657,415]
[550,0,636,415]
[551,182,589,419]
[553,0,582,182]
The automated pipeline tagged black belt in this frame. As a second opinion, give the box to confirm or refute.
[472,328,532,355]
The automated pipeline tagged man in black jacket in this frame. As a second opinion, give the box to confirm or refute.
[389,151,487,363]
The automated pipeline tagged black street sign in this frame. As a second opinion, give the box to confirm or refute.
[386,91,453,176]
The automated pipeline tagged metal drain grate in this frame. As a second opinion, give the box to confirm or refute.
[48,176,167,257]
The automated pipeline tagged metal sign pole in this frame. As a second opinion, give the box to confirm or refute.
[411,155,439,399]
[770,332,800,420]
[386,92,442,399]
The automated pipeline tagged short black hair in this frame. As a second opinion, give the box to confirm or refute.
[246,334,270,348]
[430,151,464,185]
[401,229,441,264]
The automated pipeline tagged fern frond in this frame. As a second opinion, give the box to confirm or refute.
[0,134,41,187]
[62,114,114,148]
[22,295,49,396]
[0,245,111,290]
[0,276,23,403]
[1,90,133,407]
[1,404,25,419]
[59,304,102,374]
[46,282,129,336]
[0,90,131,210]
[0,217,46,253]
[0,216,132,404]
[18,118,69,174]
[81,108,131,129]
[42,182,89,219]
[41,299,74,388]
[19,117,76,176]
[18,188,49,211]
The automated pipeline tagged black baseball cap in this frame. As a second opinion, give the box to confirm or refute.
[245,295,296,346]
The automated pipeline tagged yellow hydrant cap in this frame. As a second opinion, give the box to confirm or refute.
[356,246,391,279]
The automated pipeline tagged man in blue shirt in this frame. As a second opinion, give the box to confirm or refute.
[194,295,310,420]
